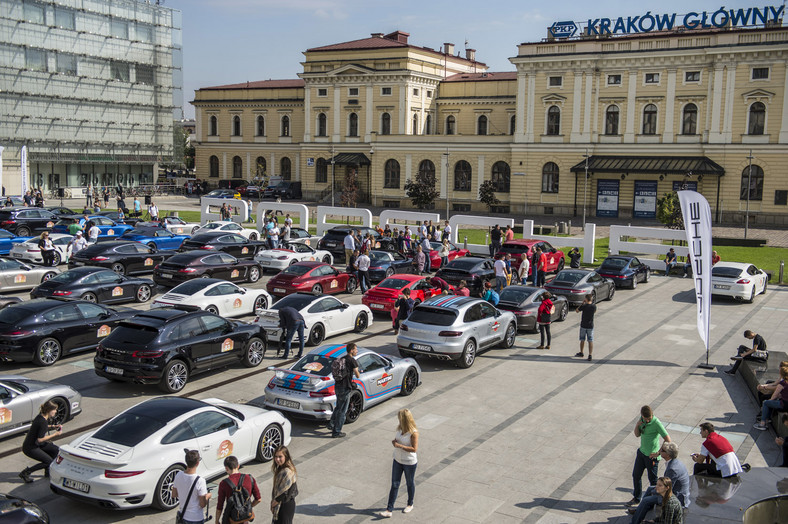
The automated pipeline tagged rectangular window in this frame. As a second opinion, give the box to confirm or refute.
[548,76,562,87]
[317,88,327,97]
[382,200,400,209]
[136,23,154,43]
[412,88,419,96]
[491,205,510,214]
[381,87,392,96]
[607,74,622,85]
[645,73,660,84]
[25,48,47,72]
[685,71,700,82]
[54,7,75,30]
[110,61,130,82]
[56,53,77,75]
[427,90,433,98]
[23,2,45,24]
[135,64,154,84]
[752,67,769,80]
[110,19,129,39]
[774,190,787,206]
[452,204,471,212]
[348,87,359,96]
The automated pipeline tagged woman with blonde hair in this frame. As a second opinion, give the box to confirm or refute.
[380,409,418,518]
[270,445,298,524]
[644,476,683,524]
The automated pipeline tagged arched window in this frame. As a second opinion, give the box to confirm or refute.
[209,155,219,177]
[317,113,327,137]
[232,115,241,136]
[546,106,560,135]
[510,115,516,135]
[412,114,419,135]
[491,161,510,193]
[542,162,559,193]
[255,156,266,177]
[348,113,358,137]
[316,158,327,183]
[748,102,765,135]
[681,104,698,135]
[255,115,265,136]
[445,115,456,135]
[477,115,488,135]
[280,157,291,180]
[642,104,657,135]
[740,165,764,201]
[209,115,218,136]
[232,156,242,178]
[425,114,432,135]
[418,159,435,180]
[605,105,620,135]
[454,160,472,191]
[281,115,290,137]
[381,112,391,135]
[384,159,400,188]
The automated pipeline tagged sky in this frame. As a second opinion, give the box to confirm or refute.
[165,0,770,118]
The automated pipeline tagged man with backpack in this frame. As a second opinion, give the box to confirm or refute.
[215,455,261,524]
[328,343,360,439]
[173,450,210,524]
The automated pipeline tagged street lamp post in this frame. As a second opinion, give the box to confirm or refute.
[582,148,589,231]
[330,145,336,207]
[443,148,449,220]
[745,149,753,239]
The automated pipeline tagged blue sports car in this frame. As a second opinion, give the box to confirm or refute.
[0,229,33,255]
[121,227,190,250]
[51,215,134,238]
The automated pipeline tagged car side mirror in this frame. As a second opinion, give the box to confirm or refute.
[99,312,111,320]
[239,288,246,294]
[22,265,32,271]
[340,303,349,309]
[494,311,501,317]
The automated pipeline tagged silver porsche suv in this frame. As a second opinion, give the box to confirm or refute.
[396,295,517,368]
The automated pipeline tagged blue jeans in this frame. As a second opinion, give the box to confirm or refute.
[329,386,351,434]
[762,399,782,423]
[632,449,658,501]
[284,320,304,358]
[630,486,660,524]
[182,518,205,524]
[665,261,676,274]
[358,270,369,293]
[495,276,507,292]
[386,459,417,511]
[537,270,545,287]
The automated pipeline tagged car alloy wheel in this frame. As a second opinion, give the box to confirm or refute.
[345,278,357,294]
[253,295,267,311]
[52,251,61,266]
[503,323,516,348]
[248,266,261,283]
[747,287,755,303]
[243,337,266,367]
[249,232,258,241]
[34,338,62,366]
[136,285,152,302]
[206,305,219,315]
[191,226,199,234]
[160,360,189,393]
[644,269,650,283]
[111,263,126,275]
[458,339,476,368]
[311,284,322,296]
[344,390,364,424]
[354,312,368,333]
[556,258,564,272]
[16,226,31,236]
[49,397,69,425]
[148,242,157,249]
[309,324,325,346]
[153,465,184,510]
[631,275,638,289]
[608,285,615,301]
[42,272,57,282]
[385,267,394,278]
[322,255,331,264]
[400,367,418,396]
[559,303,568,321]
[81,292,97,302]
[256,423,284,462]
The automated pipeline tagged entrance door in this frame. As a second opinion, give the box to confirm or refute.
[633,181,658,219]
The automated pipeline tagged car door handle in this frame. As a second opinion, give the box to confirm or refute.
[201,445,211,451]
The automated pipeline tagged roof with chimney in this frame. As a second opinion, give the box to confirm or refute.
[200,79,305,91]
[443,72,517,82]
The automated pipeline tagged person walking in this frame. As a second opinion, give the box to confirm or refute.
[393,288,414,333]
[270,446,298,524]
[419,236,431,273]
[327,343,360,438]
[536,292,554,349]
[86,182,93,207]
[133,196,141,217]
[441,220,451,242]
[380,409,419,518]
[355,249,370,294]
[642,477,683,524]
[102,187,109,208]
[575,294,596,361]
[628,405,671,507]
[278,306,305,359]
[38,232,55,267]
[172,450,211,524]
[725,329,768,376]
[19,401,62,483]
[215,455,261,524]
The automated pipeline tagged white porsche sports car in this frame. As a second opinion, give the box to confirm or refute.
[254,292,372,346]
[9,233,73,266]
[50,396,291,510]
[152,278,271,317]
[159,216,201,235]
[254,242,333,271]
[286,227,322,247]
[711,261,768,302]
[196,221,260,240]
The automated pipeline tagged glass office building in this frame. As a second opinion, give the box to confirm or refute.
[0,0,183,194]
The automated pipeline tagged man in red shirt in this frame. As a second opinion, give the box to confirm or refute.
[215,455,261,524]
[427,276,450,294]
[504,225,515,242]
[537,250,547,286]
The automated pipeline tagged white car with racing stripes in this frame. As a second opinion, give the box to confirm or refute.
[151,278,271,317]
[196,220,261,240]
[254,241,333,272]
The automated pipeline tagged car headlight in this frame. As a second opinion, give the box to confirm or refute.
[24,506,48,521]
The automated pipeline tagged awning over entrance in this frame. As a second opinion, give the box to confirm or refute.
[569,156,725,176]
[329,153,371,166]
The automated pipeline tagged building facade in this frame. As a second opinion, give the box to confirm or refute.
[0,0,183,194]
[193,24,788,224]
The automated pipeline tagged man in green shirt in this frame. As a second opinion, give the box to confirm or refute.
[628,405,670,506]
[67,219,82,236]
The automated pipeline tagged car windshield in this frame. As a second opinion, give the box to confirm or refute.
[552,271,586,285]
[105,324,160,345]
[270,294,316,310]
[92,412,167,447]
[369,252,390,264]
[499,287,539,303]
[408,307,458,326]
[600,258,628,269]
[323,230,350,240]
[165,253,201,265]
[377,278,410,290]
[444,258,482,271]
[0,306,33,325]
[123,229,157,236]
[291,354,335,377]
[48,271,85,284]
[170,280,215,295]
[712,266,743,279]
[200,223,222,230]
[282,265,312,276]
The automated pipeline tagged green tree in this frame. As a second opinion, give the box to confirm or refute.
[656,191,684,229]
[340,168,358,208]
[404,170,439,210]
[478,180,501,212]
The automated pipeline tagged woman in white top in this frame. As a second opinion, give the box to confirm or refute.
[439,239,451,269]
[380,409,418,518]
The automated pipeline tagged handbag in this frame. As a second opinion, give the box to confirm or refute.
[175,476,200,524]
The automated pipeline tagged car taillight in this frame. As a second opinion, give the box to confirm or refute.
[90,256,109,261]
[131,350,164,358]
[399,324,408,331]
[104,470,145,479]
[27,248,41,253]
[267,377,275,389]
[2,330,32,336]
[736,279,751,284]
[309,385,335,397]
[570,289,586,293]
[179,268,197,273]
[1,220,15,226]
[55,454,63,464]
[200,245,215,250]
[154,264,160,270]
[439,331,463,337]
[277,256,289,260]
[513,310,533,316]
[52,290,72,296]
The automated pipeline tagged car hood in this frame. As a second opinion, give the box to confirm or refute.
[0,375,72,394]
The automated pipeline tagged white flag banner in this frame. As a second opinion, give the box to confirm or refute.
[678,190,712,350]
[20,145,29,195]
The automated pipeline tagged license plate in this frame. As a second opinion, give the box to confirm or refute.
[370,303,385,309]
[276,398,300,409]
[274,288,286,293]
[105,366,124,375]
[326,242,337,247]
[714,284,730,290]
[160,273,173,279]
[63,478,90,493]
[412,344,432,351]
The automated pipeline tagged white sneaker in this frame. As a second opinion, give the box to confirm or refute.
[380,510,393,518]
[403,505,414,513]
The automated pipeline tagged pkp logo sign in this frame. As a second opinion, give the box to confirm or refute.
[549,21,578,38]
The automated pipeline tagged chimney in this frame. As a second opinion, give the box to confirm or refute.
[371,32,383,38]
[443,42,454,55]
[384,30,410,44]
[465,48,476,61]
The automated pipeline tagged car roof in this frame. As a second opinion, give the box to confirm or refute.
[714,261,750,269]
[419,295,481,309]
[603,255,636,261]
[382,274,423,284]
[304,343,373,360]
[2,298,84,312]
[502,239,540,246]
[122,397,209,423]
[189,231,227,240]
[126,309,198,325]
[291,261,325,268]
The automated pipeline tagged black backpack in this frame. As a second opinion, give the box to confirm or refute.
[223,474,255,524]
[332,356,348,383]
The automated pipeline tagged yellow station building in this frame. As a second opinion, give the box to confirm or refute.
[192,22,788,224]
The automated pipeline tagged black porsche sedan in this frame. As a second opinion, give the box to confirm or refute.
[595,255,651,289]
[495,286,569,332]
[153,251,262,287]
[543,269,616,306]
[178,232,266,259]
[0,298,136,366]
[69,241,175,275]
[434,256,496,296]
[94,309,267,393]
[30,266,156,304]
